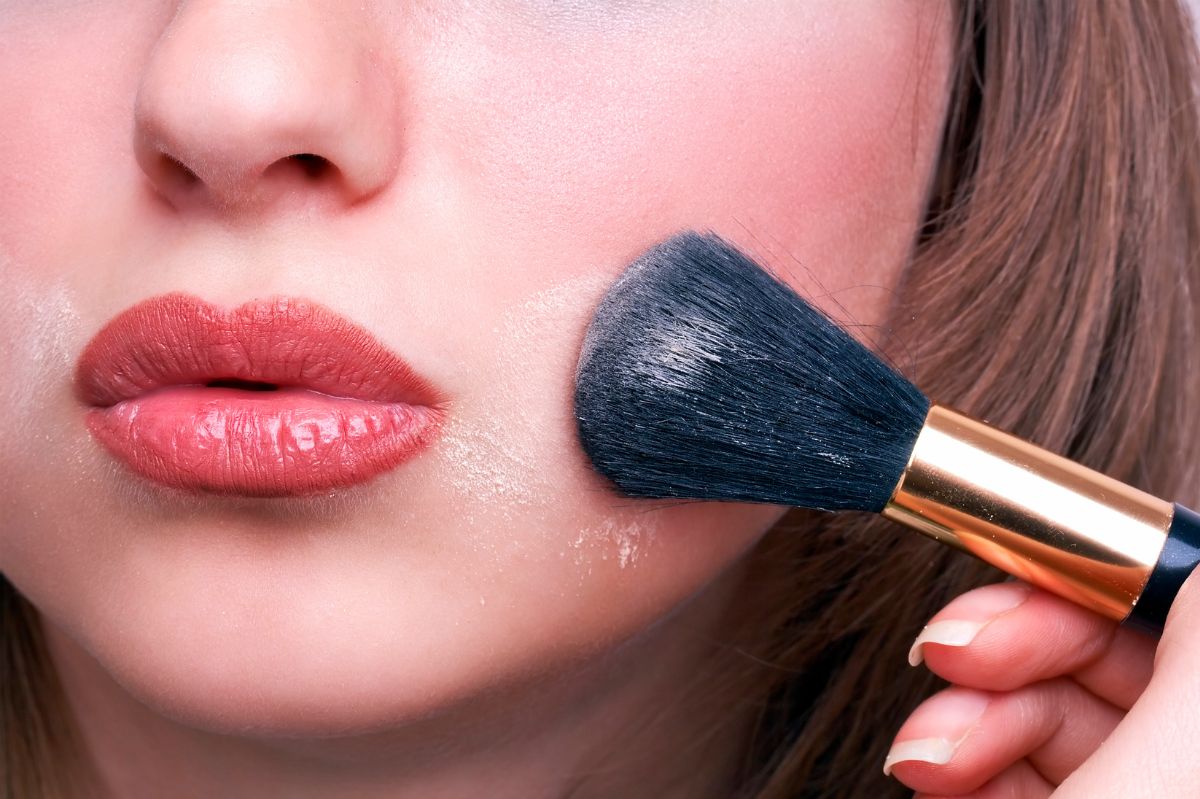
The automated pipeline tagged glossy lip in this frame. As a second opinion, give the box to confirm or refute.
[74,292,445,498]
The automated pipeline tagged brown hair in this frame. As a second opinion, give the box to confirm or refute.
[4,2,1200,797]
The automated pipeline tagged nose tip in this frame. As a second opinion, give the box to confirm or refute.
[134,4,400,216]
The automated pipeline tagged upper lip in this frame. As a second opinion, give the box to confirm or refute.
[74,292,442,408]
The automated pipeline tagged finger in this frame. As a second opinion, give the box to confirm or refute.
[885,681,1122,794]
[914,759,1054,799]
[909,581,1155,709]
[1053,570,1200,798]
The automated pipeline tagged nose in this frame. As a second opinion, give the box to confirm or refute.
[134,2,401,216]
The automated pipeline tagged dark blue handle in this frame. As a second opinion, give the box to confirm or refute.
[1125,504,1200,635]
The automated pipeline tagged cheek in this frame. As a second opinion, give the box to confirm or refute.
[411,0,951,587]
[416,266,786,623]
[0,265,89,564]
[0,6,171,266]
[0,269,81,429]
[437,2,950,325]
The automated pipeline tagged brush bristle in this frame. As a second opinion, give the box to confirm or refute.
[573,230,930,512]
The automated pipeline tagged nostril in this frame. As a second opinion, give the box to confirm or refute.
[258,153,338,189]
[158,154,199,186]
[290,153,331,180]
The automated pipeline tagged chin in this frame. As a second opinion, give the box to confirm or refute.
[50,585,512,738]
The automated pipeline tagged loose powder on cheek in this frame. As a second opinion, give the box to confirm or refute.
[564,512,660,572]
[431,272,660,570]
[0,260,101,533]
[1,265,82,421]
[432,274,607,519]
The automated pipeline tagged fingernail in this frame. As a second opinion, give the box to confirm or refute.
[883,689,990,777]
[907,582,1032,667]
[882,738,956,776]
[907,620,983,667]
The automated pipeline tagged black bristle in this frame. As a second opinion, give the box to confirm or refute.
[573,230,930,513]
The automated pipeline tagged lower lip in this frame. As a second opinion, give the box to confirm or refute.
[86,386,441,497]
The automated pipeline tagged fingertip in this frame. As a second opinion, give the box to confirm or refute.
[929,581,1033,627]
[919,588,1129,695]
[907,582,1033,671]
[908,619,985,667]
[883,737,957,776]
[886,687,993,790]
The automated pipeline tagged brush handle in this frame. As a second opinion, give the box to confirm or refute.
[883,405,1191,635]
[1126,505,1200,633]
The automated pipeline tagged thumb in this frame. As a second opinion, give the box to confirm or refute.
[1054,569,1200,798]
[1155,566,1200,671]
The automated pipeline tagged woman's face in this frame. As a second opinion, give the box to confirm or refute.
[0,2,950,736]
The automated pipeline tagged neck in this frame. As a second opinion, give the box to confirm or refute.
[41,562,753,799]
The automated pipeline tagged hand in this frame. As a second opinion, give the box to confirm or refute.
[884,571,1200,797]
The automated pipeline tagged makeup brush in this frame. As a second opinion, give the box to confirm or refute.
[574,230,1200,634]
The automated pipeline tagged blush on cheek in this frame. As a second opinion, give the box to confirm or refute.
[446,2,949,345]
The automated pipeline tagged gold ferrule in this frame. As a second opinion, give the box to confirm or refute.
[883,404,1173,621]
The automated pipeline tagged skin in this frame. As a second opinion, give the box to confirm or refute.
[0,2,952,797]
[887,574,1200,798]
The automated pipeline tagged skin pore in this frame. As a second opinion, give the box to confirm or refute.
[0,2,951,797]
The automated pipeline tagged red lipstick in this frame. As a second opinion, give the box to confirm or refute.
[75,293,444,497]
